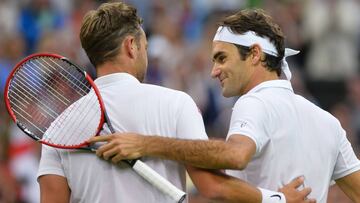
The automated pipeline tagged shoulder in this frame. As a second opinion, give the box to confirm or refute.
[295,94,343,133]
[139,84,198,113]
[140,83,184,94]
[231,93,269,123]
[295,94,340,123]
[234,93,266,109]
[140,83,193,101]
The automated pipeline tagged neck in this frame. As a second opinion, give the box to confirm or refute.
[243,67,279,94]
[96,61,136,78]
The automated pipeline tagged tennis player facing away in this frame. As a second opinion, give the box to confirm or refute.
[37,3,313,203]
[90,8,360,203]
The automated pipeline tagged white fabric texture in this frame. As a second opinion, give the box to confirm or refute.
[226,80,360,203]
[213,26,299,80]
[38,73,208,203]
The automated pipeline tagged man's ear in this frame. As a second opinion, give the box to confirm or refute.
[123,36,137,59]
[250,44,262,65]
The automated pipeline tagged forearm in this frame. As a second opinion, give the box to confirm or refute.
[89,133,255,169]
[143,136,247,169]
[188,166,295,203]
[186,166,261,203]
[212,173,262,203]
[336,170,360,202]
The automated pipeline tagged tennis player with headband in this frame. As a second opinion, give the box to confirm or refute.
[90,9,360,203]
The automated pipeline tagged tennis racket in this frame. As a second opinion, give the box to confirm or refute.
[4,53,186,202]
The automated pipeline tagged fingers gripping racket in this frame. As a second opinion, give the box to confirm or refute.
[4,53,186,202]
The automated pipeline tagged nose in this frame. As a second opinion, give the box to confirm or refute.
[211,65,221,78]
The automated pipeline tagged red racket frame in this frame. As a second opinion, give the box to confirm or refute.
[4,53,106,149]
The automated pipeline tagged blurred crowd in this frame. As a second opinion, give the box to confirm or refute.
[0,0,359,202]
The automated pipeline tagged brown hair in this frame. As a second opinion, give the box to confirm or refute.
[219,9,285,76]
[80,2,143,67]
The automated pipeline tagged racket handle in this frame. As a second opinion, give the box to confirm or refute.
[132,160,186,203]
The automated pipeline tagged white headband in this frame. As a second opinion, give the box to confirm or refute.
[213,26,299,80]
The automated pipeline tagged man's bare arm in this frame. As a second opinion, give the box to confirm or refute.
[88,134,317,203]
[39,175,70,203]
[186,165,261,202]
[187,166,315,203]
[88,133,255,170]
[335,170,360,202]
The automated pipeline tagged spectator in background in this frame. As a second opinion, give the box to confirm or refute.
[302,0,360,110]
[0,95,18,203]
[19,0,65,54]
[8,124,40,203]
[0,165,17,203]
[0,1,19,38]
[347,76,360,150]
[0,34,25,94]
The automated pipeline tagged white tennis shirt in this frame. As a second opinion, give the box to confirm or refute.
[226,80,360,203]
[37,73,208,203]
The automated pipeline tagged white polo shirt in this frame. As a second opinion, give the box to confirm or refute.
[226,80,360,203]
[38,73,208,203]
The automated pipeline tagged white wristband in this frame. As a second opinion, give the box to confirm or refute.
[258,187,286,203]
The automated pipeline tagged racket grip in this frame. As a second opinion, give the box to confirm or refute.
[132,160,186,203]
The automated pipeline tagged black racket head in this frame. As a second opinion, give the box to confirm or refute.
[4,53,106,149]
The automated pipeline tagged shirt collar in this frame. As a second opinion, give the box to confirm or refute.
[94,73,140,87]
[247,79,293,94]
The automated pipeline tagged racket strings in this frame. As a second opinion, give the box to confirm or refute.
[41,58,102,146]
[25,60,72,104]
[11,58,80,113]
[8,56,102,147]
[45,93,101,146]
[11,74,60,119]
[14,70,66,116]
[10,60,77,123]
[45,58,90,95]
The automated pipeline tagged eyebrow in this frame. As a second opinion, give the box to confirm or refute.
[212,51,225,62]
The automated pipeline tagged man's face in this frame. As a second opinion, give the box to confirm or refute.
[211,41,252,97]
[135,28,148,82]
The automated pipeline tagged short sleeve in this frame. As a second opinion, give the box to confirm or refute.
[227,95,269,156]
[176,94,208,140]
[37,145,65,179]
[332,127,360,180]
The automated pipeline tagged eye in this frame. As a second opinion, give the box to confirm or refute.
[218,55,226,63]
[212,52,227,64]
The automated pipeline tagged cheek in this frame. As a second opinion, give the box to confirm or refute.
[144,53,148,66]
[233,62,246,76]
